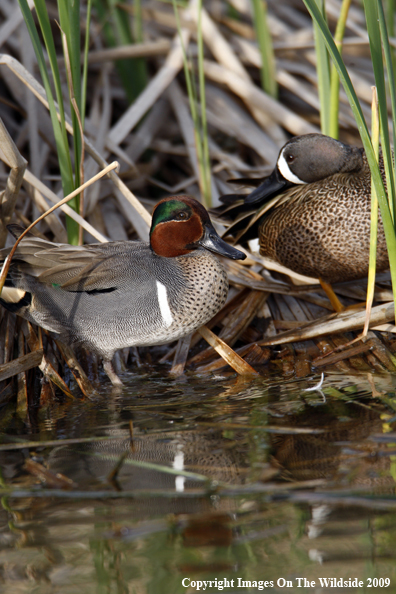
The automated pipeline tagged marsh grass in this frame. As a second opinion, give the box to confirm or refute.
[17,0,89,244]
[312,0,331,134]
[365,87,380,336]
[328,0,352,139]
[172,0,212,205]
[251,0,277,98]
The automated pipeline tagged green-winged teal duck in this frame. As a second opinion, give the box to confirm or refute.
[0,196,245,384]
[215,133,389,310]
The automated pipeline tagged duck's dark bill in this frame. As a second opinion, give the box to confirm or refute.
[198,225,246,260]
[244,167,289,205]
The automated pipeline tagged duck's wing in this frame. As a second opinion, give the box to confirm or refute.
[210,174,273,219]
[211,189,297,245]
[4,236,145,293]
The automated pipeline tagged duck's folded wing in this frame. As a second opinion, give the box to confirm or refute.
[6,238,135,293]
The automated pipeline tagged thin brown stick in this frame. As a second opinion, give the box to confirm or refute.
[0,161,119,296]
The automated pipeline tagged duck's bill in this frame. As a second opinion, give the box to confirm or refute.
[198,225,246,260]
[244,167,289,205]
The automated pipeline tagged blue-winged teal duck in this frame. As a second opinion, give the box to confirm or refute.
[215,134,389,310]
[0,196,245,384]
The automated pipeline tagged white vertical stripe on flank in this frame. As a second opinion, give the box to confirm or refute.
[156,280,173,327]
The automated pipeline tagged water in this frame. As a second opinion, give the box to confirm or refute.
[0,369,396,593]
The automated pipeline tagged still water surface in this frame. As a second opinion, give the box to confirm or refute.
[1,369,396,593]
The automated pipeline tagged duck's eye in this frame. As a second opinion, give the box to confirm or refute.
[286,154,295,162]
[175,211,188,221]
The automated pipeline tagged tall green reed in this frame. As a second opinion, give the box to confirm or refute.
[328,0,352,139]
[172,0,212,206]
[364,88,380,335]
[251,0,277,98]
[302,0,396,316]
[384,0,396,71]
[364,0,396,219]
[312,0,331,134]
[313,0,352,138]
[18,0,91,245]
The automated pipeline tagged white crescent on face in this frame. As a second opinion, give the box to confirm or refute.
[277,149,306,185]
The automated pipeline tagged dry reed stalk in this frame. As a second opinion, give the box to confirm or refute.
[0,349,44,382]
[87,40,172,63]
[203,60,319,136]
[170,334,192,376]
[55,342,96,399]
[23,170,108,242]
[260,303,395,346]
[0,119,27,245]
[107,29,191,147]
[197,326,259,376]
[24,324,74,399]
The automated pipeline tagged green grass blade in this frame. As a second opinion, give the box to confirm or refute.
[385,0,396,71]
[385,0,396,31]
[57,0,87,247]
[58,0,82,190]
[18,0,84,243]
[365,88,380,335]
[172,0,210,206]
[25,0,74,189]
[378,0,396,219]
[302,0,396,316]
[250,0,277,98]
[363,0,395,221]
[329,0,352,139]
[33,1,69,133]
[172,0,199,133]
[60,22,85,244]
[34,0,79,243]
[312,0,331,134]
[197,0,211,206]
[58,0,82,112]
[17,1,71,185]
[133,0,144,43]
[112,0,146,95]
[81,0,93,128]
